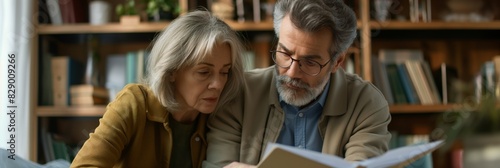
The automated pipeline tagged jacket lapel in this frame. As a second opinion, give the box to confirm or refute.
[320,69,349,156]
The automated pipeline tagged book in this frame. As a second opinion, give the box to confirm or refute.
[257,140,444,168]
[405,61,432,105]
[70,84,109,106]
[106,54,127,101]
[46,0,62,25]
[440,63,448,104]
[371,56,394,104]
[70,84,109,98]
[397,63,420,104]
[51,56,84,106]
[70,95,109,106]
[126,51,138,84]
[420,62,442,104]
[386,63,408,104]
[412,61,436,105]
[252,0,261,22]
[58,0,88,23]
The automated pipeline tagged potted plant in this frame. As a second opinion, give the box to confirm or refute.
[145,0,179,21]
[437,90,500,167]
[116,0,140,24]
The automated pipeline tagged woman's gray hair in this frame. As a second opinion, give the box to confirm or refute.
[273,0,357,60]
[145,10,245,113]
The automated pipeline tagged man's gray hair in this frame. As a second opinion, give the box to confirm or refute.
[273,0,357,60]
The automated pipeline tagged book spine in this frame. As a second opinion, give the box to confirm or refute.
[397,63,420,104]
[386,63,408,104]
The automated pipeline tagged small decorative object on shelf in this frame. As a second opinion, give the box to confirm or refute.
[211,0,234,20]
[145,0,179,21]
[116,0,140,24]
[89,0,111,25]
[443,0,494,22]
[373,0,392,22]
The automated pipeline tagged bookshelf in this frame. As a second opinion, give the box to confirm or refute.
[31,0,279,163]
[357,0,500,167]
[29,0,499,166]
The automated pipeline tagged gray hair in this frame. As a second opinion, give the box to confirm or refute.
[145,10,245,113]
[273,0,357,60]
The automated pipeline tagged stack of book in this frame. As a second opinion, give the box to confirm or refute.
[70,84,109,106]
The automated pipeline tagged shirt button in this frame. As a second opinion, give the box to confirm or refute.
[195,137,200,141]
[298,113,304,117]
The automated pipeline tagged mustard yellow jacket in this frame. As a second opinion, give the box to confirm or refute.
[71,84,207,168]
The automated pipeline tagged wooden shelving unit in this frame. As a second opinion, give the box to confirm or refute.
[31,4,280,162]
[29,0,498,165]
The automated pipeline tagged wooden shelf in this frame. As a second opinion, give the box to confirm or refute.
[37,21,276,34]
[390,104,457,113]
[38,22,170,34]
[224,20,274,31]
[370,21,500,30]
[37,106,106,117]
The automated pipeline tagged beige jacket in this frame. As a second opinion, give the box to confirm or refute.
[205,66,391,167]
[71,84,207,168]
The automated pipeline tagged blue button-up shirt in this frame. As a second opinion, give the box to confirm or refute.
[276,81,330,152]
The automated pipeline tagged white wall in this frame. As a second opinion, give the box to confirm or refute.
[0,0,35,161]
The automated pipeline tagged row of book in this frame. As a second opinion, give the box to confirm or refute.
[40,128,76,163]
[48,49,150,106]
[409,0,432,22]
[106,50,150,101]
[372,49,442,105]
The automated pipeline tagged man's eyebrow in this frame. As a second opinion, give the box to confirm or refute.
[277,43,322,60]
[277,43,291,53]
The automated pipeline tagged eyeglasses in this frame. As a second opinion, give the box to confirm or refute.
[270,50,331,76]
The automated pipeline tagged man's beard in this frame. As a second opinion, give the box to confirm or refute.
[274,70,329,107]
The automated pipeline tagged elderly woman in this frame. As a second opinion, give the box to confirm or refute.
[71,10,246,168]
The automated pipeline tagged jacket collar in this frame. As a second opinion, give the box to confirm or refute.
[322,68,348,116]
[142,86,169,123]
[141,85,208,144]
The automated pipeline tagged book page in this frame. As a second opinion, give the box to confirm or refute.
[359,140,444,168]
[258,143,355,168]
[258,140,443,168]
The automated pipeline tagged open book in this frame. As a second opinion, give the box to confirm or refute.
[257,140,444,168]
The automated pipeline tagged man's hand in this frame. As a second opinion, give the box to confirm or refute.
[223,162,256,168]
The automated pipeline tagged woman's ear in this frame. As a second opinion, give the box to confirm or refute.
[169,72,176,82]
